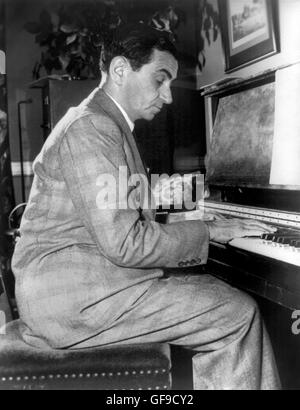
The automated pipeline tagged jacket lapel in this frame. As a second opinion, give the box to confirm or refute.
[90,89,147,178]
[87,88,155,219]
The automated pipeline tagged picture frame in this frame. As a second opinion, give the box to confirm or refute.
[218,0,279,73]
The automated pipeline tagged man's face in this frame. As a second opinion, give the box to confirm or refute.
[122,49,178,122]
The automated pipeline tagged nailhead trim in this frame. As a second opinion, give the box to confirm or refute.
[121,385,168,391]
[1,369,167,382]
[0,368,168,383]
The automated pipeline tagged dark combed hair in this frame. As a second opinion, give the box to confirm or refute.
[100,23,178,73]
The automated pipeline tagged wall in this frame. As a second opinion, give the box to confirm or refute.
[196,0,300,88]
[5,0,62,204]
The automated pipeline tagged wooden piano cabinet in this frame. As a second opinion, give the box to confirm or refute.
[205,243,300,389]
[206,242,300,310]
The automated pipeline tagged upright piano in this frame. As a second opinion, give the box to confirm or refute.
[199,65,300,388]
[200,65,300,311]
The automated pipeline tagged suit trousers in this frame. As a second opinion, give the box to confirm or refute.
[69,273,281,390]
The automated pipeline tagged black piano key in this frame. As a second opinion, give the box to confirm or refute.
[275,235,300,242]
[273,232,300,238]
[277,237,300,245]
[291,240,300,248]
[261,229,300,244]
[261,233,277,241]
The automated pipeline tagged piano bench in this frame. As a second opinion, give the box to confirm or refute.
[0,321,171,390]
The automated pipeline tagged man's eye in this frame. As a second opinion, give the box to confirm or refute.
[156,79,164,86]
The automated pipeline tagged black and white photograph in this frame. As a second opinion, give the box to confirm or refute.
[231,0,269,45]
[218,0,279,71]
[0,0,300,393]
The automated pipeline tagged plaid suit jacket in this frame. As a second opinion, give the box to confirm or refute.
[12,88,209,348]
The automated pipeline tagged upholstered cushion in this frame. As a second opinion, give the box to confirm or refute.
[0,321,171,390]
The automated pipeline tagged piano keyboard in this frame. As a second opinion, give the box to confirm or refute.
[229,237,300,267]
[202,201,300,267]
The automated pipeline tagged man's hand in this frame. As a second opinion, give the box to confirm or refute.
[202,211,227,221]
[206,218,277,244]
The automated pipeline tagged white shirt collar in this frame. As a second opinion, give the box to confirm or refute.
[105,92,135,132]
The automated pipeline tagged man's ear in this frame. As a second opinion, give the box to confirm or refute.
[109,56,130,85]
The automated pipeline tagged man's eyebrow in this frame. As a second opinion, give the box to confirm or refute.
[157,69,173,79]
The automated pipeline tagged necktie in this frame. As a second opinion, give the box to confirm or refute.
[132,129,150,179]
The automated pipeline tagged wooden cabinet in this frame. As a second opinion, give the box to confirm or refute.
[30,78,98,140]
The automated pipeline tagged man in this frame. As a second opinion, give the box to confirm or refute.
[12,24,280,389]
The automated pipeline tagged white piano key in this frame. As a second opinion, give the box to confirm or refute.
[229,237,300,267]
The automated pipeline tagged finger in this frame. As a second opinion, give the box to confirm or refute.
[204,212,227,221]
[244,225,276,234]
[239,229,269,238]
[241,219,277,232]
[202,215,216,221]
[214,213,228,221]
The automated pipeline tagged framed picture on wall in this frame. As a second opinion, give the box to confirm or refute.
[218,0,279,72]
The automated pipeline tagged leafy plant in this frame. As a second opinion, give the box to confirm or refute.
[24,0,185,80]
[24,1,120,79]
[197,0,220,71]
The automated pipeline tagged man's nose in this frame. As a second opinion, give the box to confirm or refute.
[160,85,173,105]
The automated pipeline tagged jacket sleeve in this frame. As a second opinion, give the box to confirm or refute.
[58,114,209,269]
